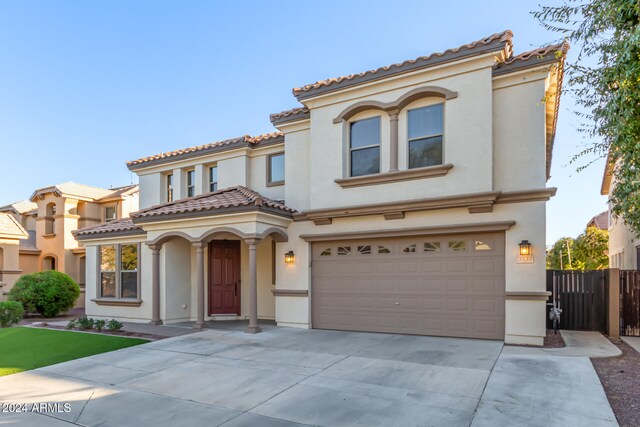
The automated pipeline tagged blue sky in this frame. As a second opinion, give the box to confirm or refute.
[0,0,607,243]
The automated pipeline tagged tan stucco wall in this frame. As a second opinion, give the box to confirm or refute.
[608,213,639,269]
[19,252,39,276]
[0,238,22,301]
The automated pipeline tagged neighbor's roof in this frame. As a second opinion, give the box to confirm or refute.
[587,211,608,230]
[30,182,138,202]
[127,132,283,170]
[270,107,311,126]
[0,212,28,239]
[0,199,37,215]
[292,30,514,100]
[131,186,296,223]
[73,218,144,240]
[493,41,569,75]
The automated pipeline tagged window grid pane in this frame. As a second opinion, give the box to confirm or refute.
[350,146,380,177]
[350,117,380,149]
[409,136,443,169]
[408,104,443,139]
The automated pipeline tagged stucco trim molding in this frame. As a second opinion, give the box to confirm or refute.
[299,221,516,242]
[505,291,551,301]
[271,289,309,297]
[294,188,556,223]
[91,298,143,307]
[335,164,453,188]
[332,86,458,124]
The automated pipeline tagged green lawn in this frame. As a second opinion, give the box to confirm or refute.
[0,327,148,376]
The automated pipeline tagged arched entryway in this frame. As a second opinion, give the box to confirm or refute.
[42,255,57,271]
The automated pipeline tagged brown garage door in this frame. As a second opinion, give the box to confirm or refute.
[311,232,505,340]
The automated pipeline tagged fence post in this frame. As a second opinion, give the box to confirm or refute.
[607,268,620,338]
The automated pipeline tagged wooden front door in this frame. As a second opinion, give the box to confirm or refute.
[208,240,241,315]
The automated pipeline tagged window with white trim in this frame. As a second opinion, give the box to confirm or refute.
[186,170,195,197]
[209,166,218,192]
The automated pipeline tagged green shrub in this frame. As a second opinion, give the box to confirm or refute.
[0,301,24,327]
[66,319,77,329]
[107,319,123,331]
[94,319,106,331]
[76,316,94,330]
[8,271,80,318]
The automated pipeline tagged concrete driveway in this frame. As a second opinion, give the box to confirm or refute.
[0,326,617,426]
[0,326,502,426]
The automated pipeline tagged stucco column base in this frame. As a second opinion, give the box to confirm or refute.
[246,325,262,334]
[149,320,163,326]
[193,322,205,329]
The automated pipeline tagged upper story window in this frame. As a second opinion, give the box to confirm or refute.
[209,166,218,192]
[350,117,380,177]
[45,202,56,235]
[268,153,285,186]
[186,170,195,197]
[166,173,174,203]
[408,104,443,169]
[105,206,116,222]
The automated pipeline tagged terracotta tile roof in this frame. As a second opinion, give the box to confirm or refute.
[493,41,569,75]
[29,182,138,202]
[270,107,310,125]
[127,132,284,170]
[587,211,608,230]
[293,30,514,100]
[73,218,144,240]
[131,186,295,222]
[0,213,28,239]
[0,199,37,214]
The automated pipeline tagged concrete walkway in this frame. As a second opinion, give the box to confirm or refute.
[501,330,621,358]
[471,330,619,426]
[621,336,640,353]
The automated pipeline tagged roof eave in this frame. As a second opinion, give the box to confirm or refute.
[293,36,511,102]
[132,204,294,225]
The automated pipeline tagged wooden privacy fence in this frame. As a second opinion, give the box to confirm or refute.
[546,270,608,332]
[620,270,640,336]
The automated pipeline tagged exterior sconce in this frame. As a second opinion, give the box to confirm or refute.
[284,251,295,264]
[519,240,532,256]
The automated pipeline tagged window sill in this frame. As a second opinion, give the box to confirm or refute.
[334,164,453,188]
[91,298,142,307]
[42,233,56,239]
[266,180,285,188]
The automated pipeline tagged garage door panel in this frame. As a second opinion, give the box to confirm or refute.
[312,232,505,340]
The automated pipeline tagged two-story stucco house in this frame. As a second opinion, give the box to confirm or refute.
[0,182,139,305]
[75,31,567,345]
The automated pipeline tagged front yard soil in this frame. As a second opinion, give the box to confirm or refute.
[591,338,640,427]
[544,329,565,348]
[33,323,167,341]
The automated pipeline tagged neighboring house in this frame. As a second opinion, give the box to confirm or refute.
[587,211,608,231]
[0,213,28,300]
[1,182,140,306]
[75,30,566,346]
[601,162,639,269]
[0,200,39,276]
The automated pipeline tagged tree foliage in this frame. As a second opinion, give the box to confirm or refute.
[547,226,609,270]
[534,1,640,234]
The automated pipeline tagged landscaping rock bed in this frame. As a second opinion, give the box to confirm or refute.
[544,328,565,348]
[592,338,640,427]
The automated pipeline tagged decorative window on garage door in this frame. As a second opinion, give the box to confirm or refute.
[448,240,466,251]
[357,245,372,255]
[377,245,391,254]
[402,244,417,253]
[423,241,441,252]
[337,246,351,256]
[320,248,332,256]
[474,240,493,251]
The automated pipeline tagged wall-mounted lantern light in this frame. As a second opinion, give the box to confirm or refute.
[519,240,532,256]
[284,251,295,264]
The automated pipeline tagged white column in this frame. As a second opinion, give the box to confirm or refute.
[245,238,262,333]
[149,245,162,325]
[194,242,205,329]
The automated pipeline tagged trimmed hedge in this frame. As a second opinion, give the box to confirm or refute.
[0,301,23,327]
[9,271,80,318]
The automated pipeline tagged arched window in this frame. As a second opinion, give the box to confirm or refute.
[42,256,56,271]
[45,203,56,235]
